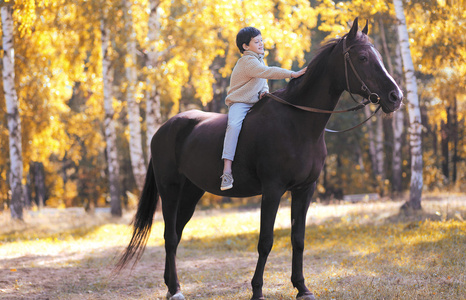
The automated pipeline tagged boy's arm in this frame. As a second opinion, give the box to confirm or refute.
[243,56,293,80]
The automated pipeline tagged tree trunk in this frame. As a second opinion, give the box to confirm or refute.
[451,96,458,183]
[24,175,32,208]
[392,45,404,195]
[145,0,163,154]
[32,162,46,209]
[2,6,23,220]
[394,0,423,210]
[210,55,229,113]
[101,17,122,217]
[125,0,146,191]
[440,106,450,182]
[392,108,404,194]
[375,114,384,180]
[364,106,378,177]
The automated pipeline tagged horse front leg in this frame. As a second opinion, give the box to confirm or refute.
[290,183,316,300]
[251,186,285,300]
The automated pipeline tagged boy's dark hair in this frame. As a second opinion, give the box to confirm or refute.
[236,27,261,53]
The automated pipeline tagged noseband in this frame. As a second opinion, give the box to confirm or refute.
[342,38,381,104]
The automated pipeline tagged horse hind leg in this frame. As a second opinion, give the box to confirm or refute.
[160,177,204,300]
[160,182,182,298]
[175,179,205,240]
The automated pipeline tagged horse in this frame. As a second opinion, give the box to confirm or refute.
[117,18,403,300]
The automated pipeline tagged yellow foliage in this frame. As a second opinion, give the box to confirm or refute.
[156,56,190,115]
[317,0,391,39]
[1,0,320,208]
[3,0,463,208]
[151,0,316,110]
[405,1,466,83]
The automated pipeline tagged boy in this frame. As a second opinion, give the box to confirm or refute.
[221,27,307,190]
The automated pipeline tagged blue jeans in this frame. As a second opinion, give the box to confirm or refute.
[222,102,254,161]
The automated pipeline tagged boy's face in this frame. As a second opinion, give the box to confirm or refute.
[243,35,264,55]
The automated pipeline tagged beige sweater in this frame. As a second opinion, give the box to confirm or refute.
[225,51,293,106]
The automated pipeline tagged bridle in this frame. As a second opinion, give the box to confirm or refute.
[342,37,381,105]
[264,38,382,133]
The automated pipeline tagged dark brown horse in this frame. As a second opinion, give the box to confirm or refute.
[117,18,402,300]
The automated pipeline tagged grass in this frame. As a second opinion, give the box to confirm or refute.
[0,193,465,299]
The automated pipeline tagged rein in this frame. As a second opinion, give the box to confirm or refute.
[265,92,380,133]
[264,38,382,133]
[264,92,370,114]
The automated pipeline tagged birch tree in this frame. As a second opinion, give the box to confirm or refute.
[364,106,378,176]
[101,12,121,217]
[125,0,146,191]
[145,0,163,154]
[392,45,404,194]
[2,4,23,220]
[375,115,384,180]
[403,0,465,189]
[0,0,325,209]
[393,0,423,210]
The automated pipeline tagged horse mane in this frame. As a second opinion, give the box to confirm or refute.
[282,33,368,101]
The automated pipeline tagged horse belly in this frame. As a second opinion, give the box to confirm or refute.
[179,144,262,197]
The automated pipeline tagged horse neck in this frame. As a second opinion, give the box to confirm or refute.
[287,72,344,138]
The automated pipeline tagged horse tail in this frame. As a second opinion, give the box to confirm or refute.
[116,159,158,271]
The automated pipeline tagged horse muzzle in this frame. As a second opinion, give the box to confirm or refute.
[381,89,403,113]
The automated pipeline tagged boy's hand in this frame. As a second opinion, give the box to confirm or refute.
[291,67,307,78]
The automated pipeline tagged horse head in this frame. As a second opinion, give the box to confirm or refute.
[334,18,403,113]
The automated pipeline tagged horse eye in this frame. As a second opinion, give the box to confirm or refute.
[359,55,368,62]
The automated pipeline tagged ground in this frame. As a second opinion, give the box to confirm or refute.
[0,193,465,299]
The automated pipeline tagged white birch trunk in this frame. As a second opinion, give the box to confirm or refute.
[2,6,23,220]
[371,37,385,182]
[364,106,378,177]
[392,109,404,192]
[145,0,163,154]
[375,114,384,180]
[393,0,423,209]
[125,0,146,191]
[101,18,121,217]
[392,45,404,194]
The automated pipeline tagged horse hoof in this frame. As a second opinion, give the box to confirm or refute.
[297,293,316,300]
[166,291,185,300]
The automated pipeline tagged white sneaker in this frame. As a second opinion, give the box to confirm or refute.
[220,173,234,191]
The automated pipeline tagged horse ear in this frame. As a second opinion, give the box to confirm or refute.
[362,20,369,35]
[348,17,359,40]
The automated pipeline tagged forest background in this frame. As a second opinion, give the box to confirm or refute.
[0,0,464,217]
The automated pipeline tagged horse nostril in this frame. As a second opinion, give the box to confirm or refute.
[389,90,400,103]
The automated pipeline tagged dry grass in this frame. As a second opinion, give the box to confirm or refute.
[0,193,465,299]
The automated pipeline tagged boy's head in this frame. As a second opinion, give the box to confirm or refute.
[236,27,262,54]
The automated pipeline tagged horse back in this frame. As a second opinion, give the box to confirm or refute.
[151,110,221,165]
